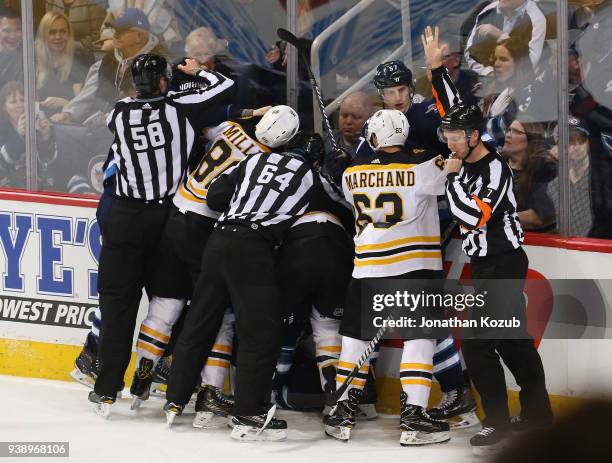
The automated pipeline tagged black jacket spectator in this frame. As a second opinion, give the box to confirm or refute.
[465,0,546,76]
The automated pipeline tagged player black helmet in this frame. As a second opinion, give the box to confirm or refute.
[373,60,413,90]
[439,104,485,133]
[131,53,169,95]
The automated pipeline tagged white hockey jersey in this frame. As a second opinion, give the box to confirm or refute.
[174,121,270,218]
[342,151,447,278]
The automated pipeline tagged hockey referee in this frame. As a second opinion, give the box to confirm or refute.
[89,54,235,415]
[440,104,553,455]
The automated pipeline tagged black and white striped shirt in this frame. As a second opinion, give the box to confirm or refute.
[446,149,523,257]
[207,151,315,242]
[106,69,234,200]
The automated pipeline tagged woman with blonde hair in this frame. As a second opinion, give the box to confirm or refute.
[35,11,92,115]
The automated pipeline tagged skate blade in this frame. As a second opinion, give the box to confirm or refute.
[230,425,287,442]
[70,368,95,388]
[165,411,179,427]
[130,397,145,411]
[471,439,509,457]
[355,404,378,421]
[92,402,111,418]
[324,425,351,441]
[400,430,450,446]
[447,411,480,429]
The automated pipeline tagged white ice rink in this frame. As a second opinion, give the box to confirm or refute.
[1,375,483,463]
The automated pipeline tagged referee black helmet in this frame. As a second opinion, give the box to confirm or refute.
[131,53,169,95]
[439,104,485,134]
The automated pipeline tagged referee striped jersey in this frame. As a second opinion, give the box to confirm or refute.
[207,151,315,241]
[445,149,523,257]
[106,69,234,200]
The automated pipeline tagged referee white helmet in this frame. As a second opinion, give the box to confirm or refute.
[366,109,409,151]
[255,105,300,149]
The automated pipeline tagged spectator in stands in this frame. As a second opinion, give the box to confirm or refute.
[50,7,166,125]
[323,91,374,163]
[35,11,93,116]
[547,118,593,237]
[481,36,544,147]
[0,81,53,189]
[0,7,23,85]
[501,116,557,232]
[46,0,107,50]
[465,0,546,76]
[184,26,229,72]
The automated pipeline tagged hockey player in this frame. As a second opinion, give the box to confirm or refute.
[324,109,450,446]
[356,51,477,428]
[164,105,322,441]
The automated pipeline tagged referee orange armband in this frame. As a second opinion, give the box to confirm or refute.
[472,195,492,228]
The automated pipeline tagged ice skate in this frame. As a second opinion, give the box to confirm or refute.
[356,371,378,421]
[163,401,184,427]
[150,356,171,397]
[323,388,362,441]
[70,345,99,388]
[470,426,510,456]
[230,406,287,441]
[428,384,479,429]
[130,358,155,410]
[400,392,450,446]
[193,384,234,428]
[88,391,115,418]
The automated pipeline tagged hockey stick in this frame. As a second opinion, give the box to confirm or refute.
[325,324,386,406]
[277,28,339,152]
[324,219,458,406]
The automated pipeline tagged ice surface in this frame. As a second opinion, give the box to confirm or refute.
[1,376,482,463]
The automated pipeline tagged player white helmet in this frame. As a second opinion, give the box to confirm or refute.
[255,105,300,149]
[365,109,409,151]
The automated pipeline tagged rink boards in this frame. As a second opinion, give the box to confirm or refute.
[1,190,611,413]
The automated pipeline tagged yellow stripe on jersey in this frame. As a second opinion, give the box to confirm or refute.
[400,363,433,371]
[212,344,232,354]
[177,186,206,203]
[317,345,341,353]
[206,359,231,368]
[336,377,367,387]
[355,235,441,252]
[354,250,442,267]
[140,324,170,343]
[345,163,418,173]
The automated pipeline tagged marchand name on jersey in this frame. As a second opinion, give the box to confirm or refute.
[345,168,415,191]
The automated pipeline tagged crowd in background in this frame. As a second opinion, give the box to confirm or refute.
[0,0,610,238]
